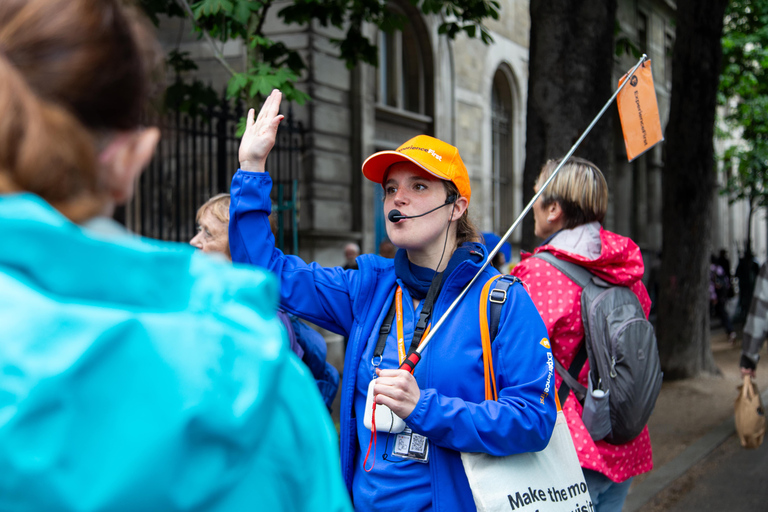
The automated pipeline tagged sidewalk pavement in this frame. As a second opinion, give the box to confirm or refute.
[624,328,768,511]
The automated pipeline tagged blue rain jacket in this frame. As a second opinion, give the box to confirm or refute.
[0,193,352,512]
[230,171,557,511]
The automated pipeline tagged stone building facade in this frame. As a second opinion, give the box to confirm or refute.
[158,0,766,273]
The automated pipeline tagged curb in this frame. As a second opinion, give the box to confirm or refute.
[623,386,768,512]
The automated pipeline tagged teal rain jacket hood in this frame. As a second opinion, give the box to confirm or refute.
[0,194,352,512]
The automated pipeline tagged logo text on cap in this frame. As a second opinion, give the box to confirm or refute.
[399,146,443,162]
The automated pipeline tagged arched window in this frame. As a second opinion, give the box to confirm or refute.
[491,68,514,234]
[372,2,434,252]
[377,4,430,117]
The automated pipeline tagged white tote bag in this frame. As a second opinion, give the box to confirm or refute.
[461,278,591,512]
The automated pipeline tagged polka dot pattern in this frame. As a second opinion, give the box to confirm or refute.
[511,228,654,482]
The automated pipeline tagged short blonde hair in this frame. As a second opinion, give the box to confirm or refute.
[536,157,608,229]
[196,193,230,224]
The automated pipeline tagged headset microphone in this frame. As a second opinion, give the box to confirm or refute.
[387,194,458,223]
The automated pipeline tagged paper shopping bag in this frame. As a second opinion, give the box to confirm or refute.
[734,375,766,449]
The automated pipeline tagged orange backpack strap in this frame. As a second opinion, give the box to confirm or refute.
[479,275,503,401]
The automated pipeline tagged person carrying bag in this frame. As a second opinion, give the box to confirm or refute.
[511,157,654,512]
[461,275,591,512]
[230,101,558,510]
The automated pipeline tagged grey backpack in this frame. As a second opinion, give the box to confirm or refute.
[533,252,663,445]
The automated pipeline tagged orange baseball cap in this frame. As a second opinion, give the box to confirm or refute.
[362,135,472,204]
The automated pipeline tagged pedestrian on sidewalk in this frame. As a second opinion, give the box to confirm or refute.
[378,238,396,258]
[229,90,557,511]
[343,242,361,270]
[511,157,653,512]
[739,261,768,376]
[736,250,760,322]
[710,254,736,343]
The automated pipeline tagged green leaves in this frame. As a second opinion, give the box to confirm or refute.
[166,79,218,116]
[191,0,234,18]
[140,0,499,113]
[226,73,249,100]
[137,0,185,25]
[719,0,768,210]
[281,0,499,67]
[167,50,199,73]
[232,0,261,24]
[227,66,309,105]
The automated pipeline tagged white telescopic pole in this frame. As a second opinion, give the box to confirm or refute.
[411,54,648,358]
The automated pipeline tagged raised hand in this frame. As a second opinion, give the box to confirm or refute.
[238,89,284,173]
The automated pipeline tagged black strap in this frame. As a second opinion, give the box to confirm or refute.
[556,344,588,406]
[488,275,520,342]
[373,297,397,361]
[534,251,595,288]
[410,273,444,353]
[374,273,445,361]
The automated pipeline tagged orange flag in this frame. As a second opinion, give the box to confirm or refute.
[617,60,664,161]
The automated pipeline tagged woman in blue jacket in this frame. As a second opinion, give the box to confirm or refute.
[0,2,351,510]
[231,90,557,511]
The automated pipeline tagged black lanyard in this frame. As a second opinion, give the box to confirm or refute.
[373,273,444,364]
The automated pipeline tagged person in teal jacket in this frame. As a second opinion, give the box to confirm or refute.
[230,90,557,511]
[190,193,341,410]
[0,1,351,511]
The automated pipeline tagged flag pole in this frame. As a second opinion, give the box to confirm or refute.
[400,54,649,371]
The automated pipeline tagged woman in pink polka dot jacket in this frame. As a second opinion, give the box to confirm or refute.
[511,156,652,512]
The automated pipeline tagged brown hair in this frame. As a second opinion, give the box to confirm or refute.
[444,181,482,247]
[0,0,161,221]
[536,156,608,229]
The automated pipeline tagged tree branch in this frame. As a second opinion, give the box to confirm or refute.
[173,0,238,77]
[255,1,273,37]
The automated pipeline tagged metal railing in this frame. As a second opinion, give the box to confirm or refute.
[117,90,303,254]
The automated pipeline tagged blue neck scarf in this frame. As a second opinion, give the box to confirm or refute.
[394,242,484,300]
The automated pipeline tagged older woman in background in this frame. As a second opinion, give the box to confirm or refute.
[190,192,231,257]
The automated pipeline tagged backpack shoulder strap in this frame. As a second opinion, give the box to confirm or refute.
[479,275,503,401]
[556,345,588,406]
[533,251,594,288]
[531,252,591,405]
[489,274,521,342]
[478,274,523,401]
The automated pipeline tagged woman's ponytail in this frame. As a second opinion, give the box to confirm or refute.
[0,53,104,221]
[0,0,162,222]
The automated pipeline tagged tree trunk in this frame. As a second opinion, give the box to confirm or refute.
[746,199,754,258]
[521,0,617,252]
[657,0,728,379]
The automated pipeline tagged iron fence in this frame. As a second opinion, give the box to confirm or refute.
[116,91,303,254]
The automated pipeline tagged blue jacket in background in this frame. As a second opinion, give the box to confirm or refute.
[230,171,557,511]
[277,309,340,409]
[0,193,352,512]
